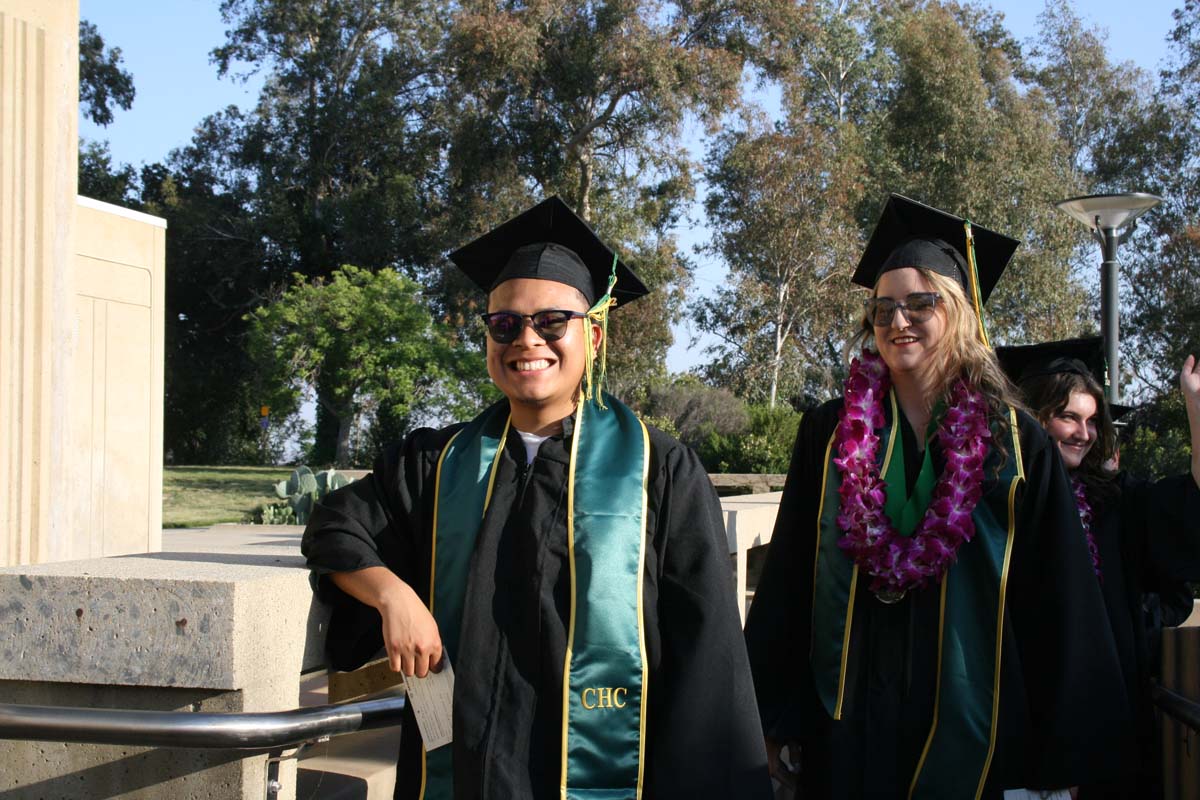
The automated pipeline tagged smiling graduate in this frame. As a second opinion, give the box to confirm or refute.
[301,196,771,800]
[998,336,1200,798]
[744,194,1131,798]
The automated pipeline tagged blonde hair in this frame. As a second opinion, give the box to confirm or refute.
[846,269,1021,436]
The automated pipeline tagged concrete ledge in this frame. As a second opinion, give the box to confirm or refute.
[0,527,328,688]
[0,525,329,799]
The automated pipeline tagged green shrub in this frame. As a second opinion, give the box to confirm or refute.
[697,403,800,473]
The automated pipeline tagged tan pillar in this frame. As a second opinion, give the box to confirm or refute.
[0,0,79,567]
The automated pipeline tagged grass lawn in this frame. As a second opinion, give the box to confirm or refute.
[163,465,294,528]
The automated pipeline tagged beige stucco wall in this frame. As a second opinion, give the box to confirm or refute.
[68,197,165,558]
[1,0,80,567]
[1,1,165,566]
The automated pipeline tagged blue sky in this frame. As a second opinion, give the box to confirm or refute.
[80,0,1183,373]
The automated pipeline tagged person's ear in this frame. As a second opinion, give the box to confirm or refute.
[590,320,603,353]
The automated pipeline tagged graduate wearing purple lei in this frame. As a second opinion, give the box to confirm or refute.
[744,195,1130,799]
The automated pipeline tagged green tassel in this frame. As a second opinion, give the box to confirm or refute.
[582,254,619,409]
[963,220,990,347]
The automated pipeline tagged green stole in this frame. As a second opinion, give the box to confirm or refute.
[421,394,651,800]
[811,391,1025,799]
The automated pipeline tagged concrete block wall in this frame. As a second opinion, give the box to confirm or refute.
[0,530,332,799]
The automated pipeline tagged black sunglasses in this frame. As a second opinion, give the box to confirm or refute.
[480,309,588,344]
[864,292,942,327]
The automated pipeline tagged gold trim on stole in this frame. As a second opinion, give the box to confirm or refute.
[811,431,837,658]
[560,405,585,799]
[974,408,1024,798]
[421,418,511,799]
[904,406,1026,799]
[557,406,652,798]
[634,419,651,797]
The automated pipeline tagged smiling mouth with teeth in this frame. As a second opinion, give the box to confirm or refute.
[512,359,553,371]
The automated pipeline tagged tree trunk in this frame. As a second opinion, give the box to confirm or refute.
[312,376,340,465]
[334,411,354,468]
[578,154,592,221]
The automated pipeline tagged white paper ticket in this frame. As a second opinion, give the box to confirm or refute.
[402,654,455,750]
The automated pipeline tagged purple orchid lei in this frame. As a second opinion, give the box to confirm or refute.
[1071,477,1103,582]
[834,349,993,597]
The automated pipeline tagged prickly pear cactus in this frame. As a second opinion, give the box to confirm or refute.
[259,466,357,526]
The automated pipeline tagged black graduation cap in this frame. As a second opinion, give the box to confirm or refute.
[995,336,1107,388]
[852,194,1020,305]
[1109,402,1135,423]
[448,195,648,307]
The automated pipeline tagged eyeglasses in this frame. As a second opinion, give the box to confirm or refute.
[479,309,588,343]
[864,292,942,327]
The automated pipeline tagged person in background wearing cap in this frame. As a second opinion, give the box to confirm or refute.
[301,196,772,800]
[744,195,1129,798]
[998,337,1200,798]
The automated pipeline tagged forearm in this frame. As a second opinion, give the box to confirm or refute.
[331,565,416,613]
[1181,355,1200,489]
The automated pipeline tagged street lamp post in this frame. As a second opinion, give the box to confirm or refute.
[1054,192,1162,404]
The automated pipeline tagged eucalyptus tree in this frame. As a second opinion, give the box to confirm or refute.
[1115,1,1200,397]
[437,0,753,394]
[858,2,1088,344]
[700,117,863,406]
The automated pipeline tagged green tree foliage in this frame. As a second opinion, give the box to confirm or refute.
[247,266,483,466]
[1120,395,1193,481]
[140,114,285,464]
[78,140,138,205]
[212,0,446,278]
[867,3,1087,344]
[1086,3,1200,473]
[699,0,1097,406]
[211,0,449,462]
[78,19,135,127]
[1023,0,1151,186]
[83,0,1197,473]
[1118,2,1200,393]
[438,0,751,393]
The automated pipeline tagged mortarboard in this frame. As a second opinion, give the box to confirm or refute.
[995,336,1106,389]
[853,195,1020,345]
[1109,402,1135,423]
[448,195,648,307]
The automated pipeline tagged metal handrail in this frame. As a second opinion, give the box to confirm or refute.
[1152,684,1200,733]
[0,692,406,750]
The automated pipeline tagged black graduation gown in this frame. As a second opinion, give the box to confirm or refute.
[1082,471,1200,798]
[743,398,1131,798]
[302,415,772,800]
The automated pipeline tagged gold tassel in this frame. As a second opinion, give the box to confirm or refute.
[582,255,619,409]
[963,220,990,347]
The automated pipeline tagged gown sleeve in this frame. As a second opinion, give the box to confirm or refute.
[643,431,774,800]
[1123,471,1200,588]
[1004,413,1132,789]
[300,426,454,670]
